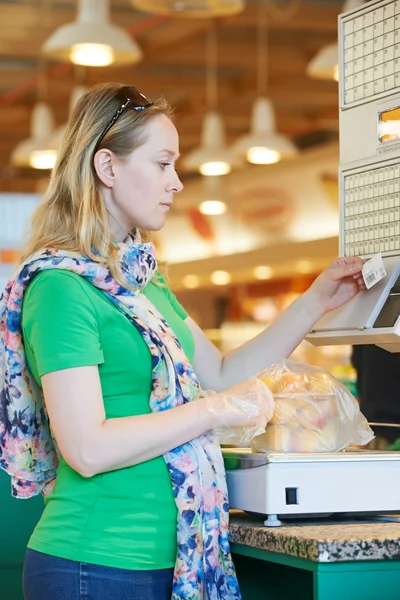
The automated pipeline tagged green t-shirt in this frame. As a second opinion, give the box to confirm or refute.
[21,269,194,570]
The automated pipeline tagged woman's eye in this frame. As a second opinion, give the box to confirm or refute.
[159,162,170,170]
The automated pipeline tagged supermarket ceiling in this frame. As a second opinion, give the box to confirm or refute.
[0,0,360,192]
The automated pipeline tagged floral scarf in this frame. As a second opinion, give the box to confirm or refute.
[0,236,241,600]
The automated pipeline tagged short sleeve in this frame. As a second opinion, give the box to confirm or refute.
[22,270,104,378]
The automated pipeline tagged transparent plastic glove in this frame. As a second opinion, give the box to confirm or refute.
[200,378,275,447]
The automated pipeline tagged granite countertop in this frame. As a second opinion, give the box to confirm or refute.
[228,510,400,562]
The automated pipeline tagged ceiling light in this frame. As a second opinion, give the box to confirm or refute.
[198,175,228,214]
[11,102,57,170]
[211,270,231,285]
[184,111,240,176]
[234,97,298,165]
[131,0,245,18]
[246,147,280,165]
[70,43,113,67]
[29,150,57,170]
[306,42,338,81]
[233,4,297,165]
[42,0,142,67]
[199,200,227,215]
[253,265,273,280]
[182,274,200,288]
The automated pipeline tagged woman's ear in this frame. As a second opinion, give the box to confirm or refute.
[93,149,115,188]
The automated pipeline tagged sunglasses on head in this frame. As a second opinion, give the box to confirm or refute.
[94,86,153,153]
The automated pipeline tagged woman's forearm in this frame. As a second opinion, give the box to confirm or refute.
[81,400,212,477]
[219,289,325,386]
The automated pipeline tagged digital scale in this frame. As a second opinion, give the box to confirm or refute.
[223,0,400,525]
[223,446,400,526]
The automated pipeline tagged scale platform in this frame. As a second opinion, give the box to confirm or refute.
[222,447,400,527]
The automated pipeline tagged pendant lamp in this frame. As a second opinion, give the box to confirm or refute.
[42,0,142,67]
[11,102,57,170]
[234,97,297,164]
[307,0,365,81]
[131,0,245,18]
[184,111,239,175]
[233,1,297,164]
[183,26,239,176]
[199,176,227,215]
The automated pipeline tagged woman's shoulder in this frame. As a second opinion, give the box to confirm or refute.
[21,269,102,343]
[23,269,97,313]
[30,268,85,283]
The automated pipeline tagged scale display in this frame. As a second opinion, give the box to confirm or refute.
[379,106,400,142]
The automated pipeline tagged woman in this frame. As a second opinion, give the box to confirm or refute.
[0,83,365,600]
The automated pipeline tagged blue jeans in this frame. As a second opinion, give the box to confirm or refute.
[23,549,174,600]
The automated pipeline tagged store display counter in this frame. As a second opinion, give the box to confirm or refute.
[229,510,400,600]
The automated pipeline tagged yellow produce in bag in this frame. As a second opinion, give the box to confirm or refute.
[251,359,374,453]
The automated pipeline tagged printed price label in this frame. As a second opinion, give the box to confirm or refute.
[362,253,387,289]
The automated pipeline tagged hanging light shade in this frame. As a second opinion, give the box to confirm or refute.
[49,85,89,150]
[11,102,57,170]
[306,42,339,81]
[184,111,240,176]
[42,0,142,67]
[233,97,297,165]
[199,175,227,215]
[307,0,365,81]
[131,0,245,18]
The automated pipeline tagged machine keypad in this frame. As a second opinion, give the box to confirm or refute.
[343,1,400,105]
[344,163,400,256]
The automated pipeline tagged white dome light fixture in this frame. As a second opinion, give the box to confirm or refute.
[233,3,297,165]
[306,42,339,81]
[234,97,297,165]
[184,111,239,176]
[200,200,227,215]
[131,0,245,18]
[199,175,228,214]
[307,0,365,81]
[183,25,240,176]
[42,0,142,67]
[11,102,57,170]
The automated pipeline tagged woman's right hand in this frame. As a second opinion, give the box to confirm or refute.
[198,378,275,432]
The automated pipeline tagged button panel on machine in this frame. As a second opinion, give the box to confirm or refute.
[344,162,400,257]
[343,1,400,105]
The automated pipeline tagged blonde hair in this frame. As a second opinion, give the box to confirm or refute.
[18,82,174,284]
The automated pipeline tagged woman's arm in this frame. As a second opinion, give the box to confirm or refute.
[42,366,268,477]
[187,256,366,391]
[186,290,323,391]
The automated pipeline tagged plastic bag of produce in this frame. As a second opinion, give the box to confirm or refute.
[251,358,374,453]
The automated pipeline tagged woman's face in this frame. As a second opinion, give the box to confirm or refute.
[107,114,183,236]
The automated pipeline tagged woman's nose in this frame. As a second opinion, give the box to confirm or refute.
[170,171,183,193]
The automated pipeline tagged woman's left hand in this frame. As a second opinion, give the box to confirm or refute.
[307,256,366,315]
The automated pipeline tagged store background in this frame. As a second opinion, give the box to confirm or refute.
[0,1,365,597]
